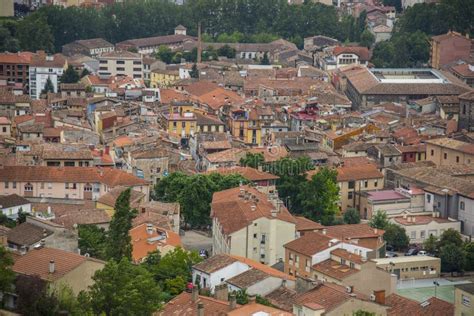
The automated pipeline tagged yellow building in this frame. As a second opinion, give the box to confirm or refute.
[150,69,180,88]
[228,108,262,146]
[426,138,474,166]
[165,102,197,138]
[454,283,474,316]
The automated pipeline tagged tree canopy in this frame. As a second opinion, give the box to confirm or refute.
[61,65,80,84]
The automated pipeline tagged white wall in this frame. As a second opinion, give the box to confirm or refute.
[192,261,249,292]
[1,203,31,220]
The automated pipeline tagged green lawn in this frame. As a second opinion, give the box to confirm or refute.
[397,285,455,303]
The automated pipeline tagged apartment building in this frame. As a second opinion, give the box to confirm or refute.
[98,51,143,79]
[425,138,474,166]
[0,165,149,200]
[163,102,197,139]
[0,52,34,88]
[62,38,114,57]
[336,163,384,212]
[29,53,67,99]
[373,256,441,280]
[430,31,471,69]
[211,185,296,265]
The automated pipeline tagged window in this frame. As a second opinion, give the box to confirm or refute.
[364,180,368,188]
[48,183,52,189]
[456,156,460,163]
[460,201,465,210]
[431,149,434,156]
[99,67,108,71]
[116,60,125,64]
[374,180,378,188]
[348,192,353,199]
[116,67,125,71]
[64,161,75,167]
[253,233,257,238]
[40,182,44,189]
[411,231,416,239]
[12,182,16,189]
[444,153,447,160]
[462,294,471,307]
[133,61,142,65]
[348,181,355,189]
[4,182,8,189]
[427,194,431,203]
[133,68,141,72]
[350,262,355,269]
[306,259,310,267]
[65,183,69,189]
[420,231,426,239]
[2,127,6,133]
[220,278,225,282]
[24,183,33,191]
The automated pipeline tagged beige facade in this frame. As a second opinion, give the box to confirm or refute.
[339,177,383,213]
[285,249,312,278]
[293,297,388,316]
[373,256,441,280]
[98,51,143,79]
[212,216,296,266]
[2,180,149,201]
[390,215,461,244]
[54,259,104,295]
[426,139,474,166]
[454,285,474,316]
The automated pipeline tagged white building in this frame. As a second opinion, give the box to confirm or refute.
[192,253,295,294]
[0,194,31,220]
[98,51,143,79]
[29,53,66,99]
[211,185,296,265]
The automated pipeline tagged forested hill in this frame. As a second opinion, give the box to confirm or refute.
[0,0,472,60]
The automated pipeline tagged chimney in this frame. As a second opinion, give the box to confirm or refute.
[146,223,154,235]
[20,246,27,255]
[248,295,256,304]
[251,205,256,211]
[47,206,52,215]
[105,145,110,155]
[271,209,278,217]
[49,260,55,274]
[373,290,385,305]
[322,228,327,235]
[374,228,378,234]
[229,293,237,310]
[192,286,199,302]
[40,239,46,247]
[197,302,204,316]
[432,212,436,218]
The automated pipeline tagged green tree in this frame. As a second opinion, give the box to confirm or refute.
[106,188,136,261]
[463,242,474,271]
[78,225,107,260]
[383,223,409,251]
[84,259,163,315]
[80,68,90,78]
[155,45,174,64]
[17,14,54,52]
[17,207,27,224]
[189,63,199,78]
[15,275,58,315]
[440,243,465,275]
[343,208,361,224]
[0,25,19,52]
[300,167,339,225]
[423,234,438,254]
[240,152,265,169]
[354,310,376,316]
[217,44,236,58]
[369,211,389,229]
[382,0,401,12]
[0,246,14,299]
[41,77,55,95]
[260,52,270,65]
[438,228,463,248]
[359,29,375,48]
[61,65,80,84]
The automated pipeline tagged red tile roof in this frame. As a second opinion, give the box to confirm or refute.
[130,224,181,263]
[284,231,336,256]
[155,291,233,316]
[336,164,383,182]
[294,216,325,232]
[386,294,454,316]
[211,185,295,235]
[13,247,93,281]
[312,258,360,280]
[0,52,34,64]
[205,166,279,181]
[333,46,370,61]
[0,166,148,186]
[392,215,454,226]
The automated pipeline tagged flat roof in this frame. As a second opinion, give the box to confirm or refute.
[373,256,440,265]
[370,68,447,84]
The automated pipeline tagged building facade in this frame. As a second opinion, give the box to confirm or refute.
[98,51,143,79]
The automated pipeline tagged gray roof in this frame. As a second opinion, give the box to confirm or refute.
[455,283,474,294]
[226,269,269,288]
[0,194,30,209]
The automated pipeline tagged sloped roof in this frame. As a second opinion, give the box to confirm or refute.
[7,223,52,246]
[284,231,335,256]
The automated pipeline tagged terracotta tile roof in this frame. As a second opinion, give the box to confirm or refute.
[425,137,474,155]
[265,286,298,312]
[205,148,244,163]
[205,166,279,181]
[392,215,454,226]
[312,259,360,280]
[396,144,426,153]
[331,248,365,265]
[201,140,232,151]
[155,291,232,316]
[325,223,385,241]
[71,38,113,49]
[97,187,145,208]
[0,52,34,64]
[0,166,149,187]
[294,216,324,232]
[333,46,370,61]
[159,88,190,104]
[227,302,292,315]
[130,223,181,263]
[13,247,91,281]
[31,53,66,68]
[247,146,289,163]
[226,268,270,288]
[7,222,52,246]
[0,117,11,125]
[295,282,367,313]
[211,185,296,235]
[193,253,238,274]
[0,194,30,209]
[118,34,195,49]
[432,31,469,42]
[229,255,295,281]
[113,135,134,147]
[336,164,383,182]
[386,294,454,316]
[366,190,408,201]
[459,90,474,101]
[284,231,336,256]
[52,209,110,230]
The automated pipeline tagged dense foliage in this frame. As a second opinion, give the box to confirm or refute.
[153,172,247,227]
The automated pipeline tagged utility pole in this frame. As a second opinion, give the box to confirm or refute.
[197,21,202,64]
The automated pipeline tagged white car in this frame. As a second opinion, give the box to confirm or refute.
[418,250,427,256]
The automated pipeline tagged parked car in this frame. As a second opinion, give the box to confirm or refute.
[405,248,419,256]
[386,245,395,252]
[386,251,398,258]
[418,250,427,256]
